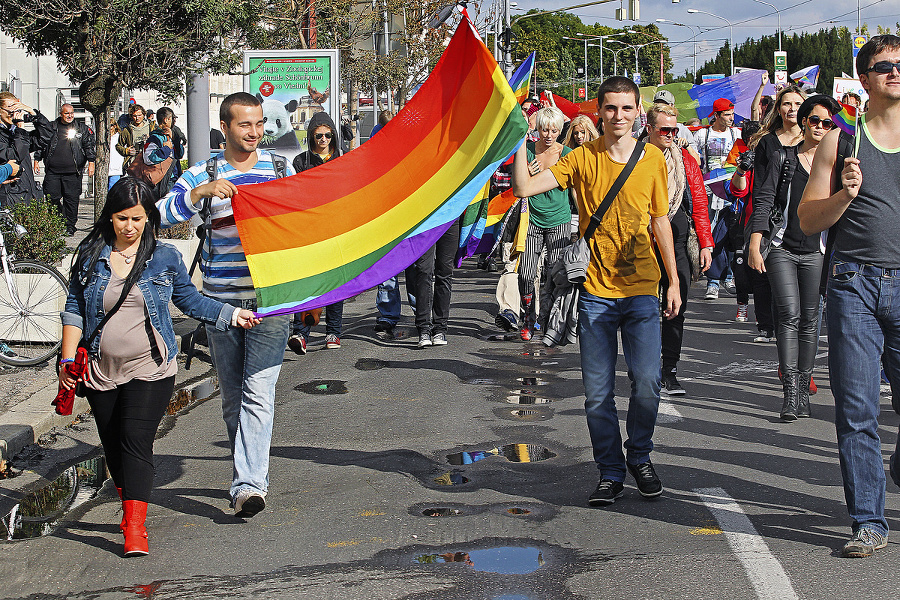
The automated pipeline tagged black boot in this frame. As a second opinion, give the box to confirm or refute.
[797,370,812,418]
[780,368,799,422]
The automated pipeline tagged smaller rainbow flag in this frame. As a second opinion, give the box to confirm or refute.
[834,102,857,137]
[509,52,535,104]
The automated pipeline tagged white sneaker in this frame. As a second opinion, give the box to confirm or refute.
[753,330,775,343]
[234,489,266,518]
[432,332,448,345]
[705,283,719,300]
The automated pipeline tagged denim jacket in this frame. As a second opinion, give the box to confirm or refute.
[61,242,233,363]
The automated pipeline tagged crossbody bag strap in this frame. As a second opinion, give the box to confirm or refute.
[583,141,645,242]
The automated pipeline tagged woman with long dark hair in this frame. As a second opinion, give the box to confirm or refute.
[59,178,258,557]
[748,95,840,421]
[750,85,807,179]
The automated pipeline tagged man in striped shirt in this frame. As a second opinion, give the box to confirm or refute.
[157,92,295,519]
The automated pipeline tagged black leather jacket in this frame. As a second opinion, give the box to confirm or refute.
[0,110,52,207]
[34,118,96,175]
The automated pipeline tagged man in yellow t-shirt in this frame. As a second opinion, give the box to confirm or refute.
[512,76,680,507]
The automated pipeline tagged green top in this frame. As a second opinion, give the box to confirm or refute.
[526,141,572,228]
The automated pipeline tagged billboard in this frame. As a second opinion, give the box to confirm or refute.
[243,49,341,160]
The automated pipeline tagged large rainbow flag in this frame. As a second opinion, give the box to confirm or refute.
[510,52,536,103]
[231,20,527,316]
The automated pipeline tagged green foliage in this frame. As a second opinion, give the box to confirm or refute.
[7,199,66,265]
[694,27,854,92]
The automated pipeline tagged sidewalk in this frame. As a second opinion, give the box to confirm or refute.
[0,193,215,465]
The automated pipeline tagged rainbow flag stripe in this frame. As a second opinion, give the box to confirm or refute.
[231,21,527,316]
[509,52,535,104]
[834,102,857,136]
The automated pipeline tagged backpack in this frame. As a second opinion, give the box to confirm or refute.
[126,130,176,198]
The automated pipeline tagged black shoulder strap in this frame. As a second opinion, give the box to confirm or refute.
[584,141,645,241]
[205,156,218,183]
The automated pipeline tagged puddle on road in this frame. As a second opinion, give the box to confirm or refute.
[414,546,545,574]
[294,380,348,395]
[506,507,531,515]
[464,378,499,385]
[505,395,552,405]
[2,455,106,541]
[422,507,464,517]
[433,472,470,486]
[446,444,555,465]
[355,358,388,371]
[516,377,549,386]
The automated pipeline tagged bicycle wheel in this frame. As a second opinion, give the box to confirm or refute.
[0,260,68,366]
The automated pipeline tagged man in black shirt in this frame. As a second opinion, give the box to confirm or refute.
[36,104,95,235]
[0,91,52,209]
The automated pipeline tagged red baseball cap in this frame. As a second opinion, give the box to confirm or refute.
[708,98,734,118]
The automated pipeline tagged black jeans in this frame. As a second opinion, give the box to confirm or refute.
[86,376,175,502]
[765,246,824,373]
[658,209,691,373]
[732,250,775,333]
[409,219,459,335]
[43,171,82,231]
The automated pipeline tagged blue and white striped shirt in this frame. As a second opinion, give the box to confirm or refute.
[156,150,294,300]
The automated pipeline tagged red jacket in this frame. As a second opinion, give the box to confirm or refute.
[682,147,714,249]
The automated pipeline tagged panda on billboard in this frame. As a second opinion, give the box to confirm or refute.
[257,94,300,149]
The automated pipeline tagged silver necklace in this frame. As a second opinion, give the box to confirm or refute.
[114,247,137,264]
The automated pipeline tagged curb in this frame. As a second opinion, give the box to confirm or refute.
[0,334,216,464]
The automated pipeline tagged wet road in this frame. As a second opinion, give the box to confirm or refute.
[1,267,899,599]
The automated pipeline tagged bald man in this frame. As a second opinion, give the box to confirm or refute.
[36,103,95,235]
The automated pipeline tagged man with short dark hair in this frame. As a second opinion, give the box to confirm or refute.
[800,34,900,558]
[35,104,95,235]
[116,103,150,168]
[513,76,680,506]
[158,91,295,519]
[0,91,52,208]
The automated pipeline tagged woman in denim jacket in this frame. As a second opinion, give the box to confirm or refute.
[59,177,258,557]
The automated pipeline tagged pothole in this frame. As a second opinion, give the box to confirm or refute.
[516,377,549,385]
[464,378,499,385]
[2,455,106,540]
[413,546,545,574]
[506,507,531,515]
[355,358,388,371]
[294,380,348,395]
[446,444,556,465]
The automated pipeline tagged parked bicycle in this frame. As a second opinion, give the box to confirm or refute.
[0,208,68,366]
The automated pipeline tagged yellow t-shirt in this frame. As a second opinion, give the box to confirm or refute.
[550,137,668,298]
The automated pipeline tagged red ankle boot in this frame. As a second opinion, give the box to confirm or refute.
[122,500,149,557]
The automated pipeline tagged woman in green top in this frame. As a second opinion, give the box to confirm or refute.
[518,106,573,341]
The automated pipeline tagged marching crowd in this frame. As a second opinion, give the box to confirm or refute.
[17,34,895,561]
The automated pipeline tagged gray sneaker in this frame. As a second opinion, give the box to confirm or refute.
[432,332,448,346]
[841,528,887,558]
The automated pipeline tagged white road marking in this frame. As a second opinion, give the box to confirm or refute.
[656,399,683,423]
[695,487,799,600]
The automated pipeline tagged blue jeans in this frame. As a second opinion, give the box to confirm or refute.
[578,291,661,482]
[293,301,343,338]
[206,299,290,500]
[375,275,416,326]
[827,256,900,536]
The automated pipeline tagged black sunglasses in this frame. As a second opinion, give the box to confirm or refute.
[864,60,900,74]
[806,115,834,130]
[314,132,333,140]
[655,126,678,136]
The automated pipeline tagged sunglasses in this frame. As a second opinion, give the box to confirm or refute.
[864,60,900,74]
[314,132,333,140]
[806,115,834,130]
[655,126,678,136]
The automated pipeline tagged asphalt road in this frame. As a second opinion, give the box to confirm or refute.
[1,266,898,599]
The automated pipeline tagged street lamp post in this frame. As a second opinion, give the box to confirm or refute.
[630,30,668,84]
[656,18,700,82]
[577,31,632,83]
[752,0,781,51]
[688,8,734,76]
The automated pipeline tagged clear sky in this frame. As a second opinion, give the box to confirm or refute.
[503,0,900,77]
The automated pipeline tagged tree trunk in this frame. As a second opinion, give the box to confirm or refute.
[349,78,360,149]
[78,75,122,220]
